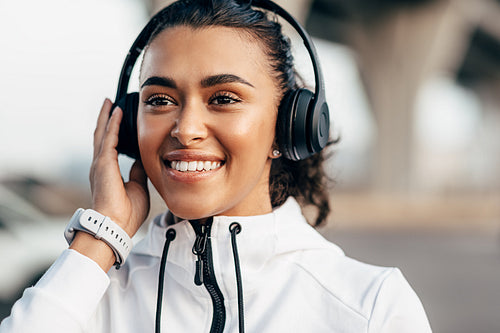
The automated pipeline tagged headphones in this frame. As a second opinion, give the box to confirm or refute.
[113,0,330,161]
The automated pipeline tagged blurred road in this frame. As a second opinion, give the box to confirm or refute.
[322,229,500,333]
[2,229,499,332]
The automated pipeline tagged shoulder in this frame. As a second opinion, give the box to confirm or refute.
[365,265,432,332]
[289,248,431,332]
[289,247,393,313]
[271,199,431,331]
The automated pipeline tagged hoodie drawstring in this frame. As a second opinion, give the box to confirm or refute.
[155,223,244,333]
[229,222,245,333]
[155,228,176,333]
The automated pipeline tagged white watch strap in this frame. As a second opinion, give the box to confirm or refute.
[65,209,133,267]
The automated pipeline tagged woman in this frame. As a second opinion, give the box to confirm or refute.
[0,0,431,332]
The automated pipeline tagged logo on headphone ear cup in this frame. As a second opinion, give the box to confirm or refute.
[115,92,140,160]
[278,88,329,161]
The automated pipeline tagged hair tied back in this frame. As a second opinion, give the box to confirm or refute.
[201,0,251,10]
[236,0,252,9]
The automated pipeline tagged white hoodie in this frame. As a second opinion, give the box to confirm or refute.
[1,198,431,332]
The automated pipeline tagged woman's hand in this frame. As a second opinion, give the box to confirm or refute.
[70,98,150,271]
[89,98,150,237]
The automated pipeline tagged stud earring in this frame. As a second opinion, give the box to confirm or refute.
[272,149,281,157]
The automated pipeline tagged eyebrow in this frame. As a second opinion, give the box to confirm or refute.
[141,76,176,89]
[140,74,254,89]
[201,74,254,88]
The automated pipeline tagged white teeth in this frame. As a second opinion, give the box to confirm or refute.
[170,160,222,172]
[187,161,197,171]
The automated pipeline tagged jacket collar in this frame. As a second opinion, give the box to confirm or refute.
[132,197,342,297]
[133,197,340,259]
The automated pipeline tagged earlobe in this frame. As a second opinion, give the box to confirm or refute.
[269,149,282,159]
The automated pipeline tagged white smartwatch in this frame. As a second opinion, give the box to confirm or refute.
[64,208,133,268]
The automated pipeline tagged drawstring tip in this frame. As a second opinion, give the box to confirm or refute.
[166,228,177,241]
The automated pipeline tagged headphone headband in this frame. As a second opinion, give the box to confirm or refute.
[251,0,325,106]
[114,0,330,161]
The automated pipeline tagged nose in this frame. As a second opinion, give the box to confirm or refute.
[170,100,208,146]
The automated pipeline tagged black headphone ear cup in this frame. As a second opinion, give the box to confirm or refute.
[278,88,330,161]
[115,92,140,160]
[278,88,314,161]
[310,99,330,153]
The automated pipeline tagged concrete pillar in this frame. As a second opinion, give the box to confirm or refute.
[349,0,476,193]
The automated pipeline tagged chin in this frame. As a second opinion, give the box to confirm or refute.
[165,198,221,221]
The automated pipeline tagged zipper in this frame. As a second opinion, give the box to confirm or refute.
[191,219,226,333]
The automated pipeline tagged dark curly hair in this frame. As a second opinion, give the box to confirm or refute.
[145,0,333,226]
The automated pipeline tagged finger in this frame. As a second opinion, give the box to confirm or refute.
[100,107,123,156]
[93,98,114,159]
[129,160,148,188]
[93,99,113,146]
[127,161,150,223]
[90,107,123,194]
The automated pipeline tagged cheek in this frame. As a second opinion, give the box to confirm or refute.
[137,113,170,167]
[222,111,277,160]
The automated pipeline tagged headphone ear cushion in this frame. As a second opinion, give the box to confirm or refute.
[277,90,295,160]
[115,92,140,160]
[278,88,314,161]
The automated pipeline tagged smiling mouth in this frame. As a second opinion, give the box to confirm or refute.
[169,160,223,172]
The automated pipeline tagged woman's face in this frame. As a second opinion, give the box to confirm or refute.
[138,26,281,220]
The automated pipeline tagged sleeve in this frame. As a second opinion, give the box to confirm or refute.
[368,268,432,333]
[0,249,110,333]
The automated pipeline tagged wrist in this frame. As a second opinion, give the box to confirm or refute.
[70,232,116,272]
[64,208,133,269]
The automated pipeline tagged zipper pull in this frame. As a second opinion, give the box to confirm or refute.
[192,224,208,286]
[194,255,204,286]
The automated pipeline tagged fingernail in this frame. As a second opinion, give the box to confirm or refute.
[111,106,121,116]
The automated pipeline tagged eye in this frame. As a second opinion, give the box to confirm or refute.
[210,92,241,105]
[144,94,176,107]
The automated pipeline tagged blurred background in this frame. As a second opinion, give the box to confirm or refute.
[0,0,499,331]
